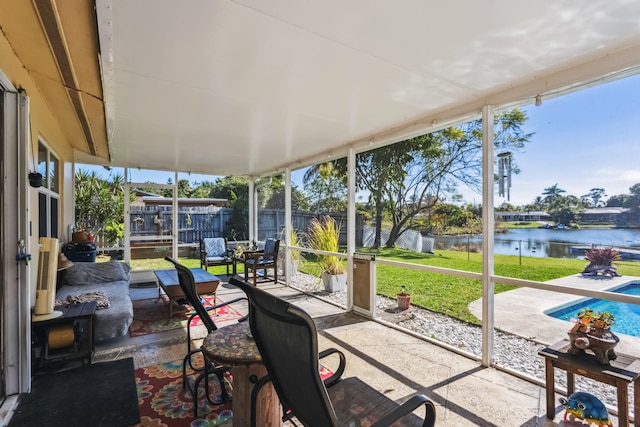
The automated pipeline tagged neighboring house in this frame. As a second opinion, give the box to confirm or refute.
[141,196,228,208]
[130,188,162,207]
[579,207,630,226]
[495,211,553,222]
[130,188,227,208]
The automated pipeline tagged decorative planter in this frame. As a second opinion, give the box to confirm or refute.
[397,293,411,311]
[568,327,619,365]
[322,271,346,292]
[581,262,619,277]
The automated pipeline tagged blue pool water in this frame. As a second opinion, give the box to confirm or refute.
[545,283,640,337]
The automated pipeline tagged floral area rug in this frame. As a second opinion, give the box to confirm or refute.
[129,296,244,337]
[132,357,334,426]
[133,356,232,426]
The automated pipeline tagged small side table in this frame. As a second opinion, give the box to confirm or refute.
[32,302,97,370]
[202,322,282,426]
[539,338,640,426]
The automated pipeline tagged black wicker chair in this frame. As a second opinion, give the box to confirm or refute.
[165,257,247,416]
[229,277,436,427]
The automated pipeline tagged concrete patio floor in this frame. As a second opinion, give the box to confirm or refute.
[93,274,626,426]
[469,273,640,355]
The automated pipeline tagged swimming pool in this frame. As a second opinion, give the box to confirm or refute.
[545,282,640,337]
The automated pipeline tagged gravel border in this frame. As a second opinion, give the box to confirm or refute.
[287,270,631,415]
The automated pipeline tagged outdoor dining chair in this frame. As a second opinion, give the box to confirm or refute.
[243,238,280,286]
[165,257,247,416]
[200,237,236,275]
[229,277,437,427]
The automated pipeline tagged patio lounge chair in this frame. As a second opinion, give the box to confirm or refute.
[165,257,247,416]
[243,238,279,286]
[200,237,236,275]
[229,277,437,427]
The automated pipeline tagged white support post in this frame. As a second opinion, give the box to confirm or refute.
[481,105,495,367]
[172,172,178,259]
[347,147,356,310]
[124,169,131,263]
[248,179,255,243]
[284,168,292,286]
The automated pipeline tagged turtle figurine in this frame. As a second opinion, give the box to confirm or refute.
[559,391,612,426]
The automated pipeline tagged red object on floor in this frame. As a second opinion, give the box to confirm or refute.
[128,296,244,337]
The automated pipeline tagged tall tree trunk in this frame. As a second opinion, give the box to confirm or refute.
[385,224,402,248]
[374,200,383,249]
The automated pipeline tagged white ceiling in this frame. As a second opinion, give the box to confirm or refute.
[95,0,640,177]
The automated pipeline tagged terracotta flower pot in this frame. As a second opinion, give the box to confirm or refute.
[397,293,411,311]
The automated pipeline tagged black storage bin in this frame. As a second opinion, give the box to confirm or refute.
[62,242,97,263]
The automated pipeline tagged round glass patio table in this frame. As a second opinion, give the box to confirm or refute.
[202,321,282,426]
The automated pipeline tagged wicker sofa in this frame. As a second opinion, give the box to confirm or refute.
[56,261,134,342]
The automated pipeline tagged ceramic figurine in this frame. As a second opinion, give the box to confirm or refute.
[559,391,612,426]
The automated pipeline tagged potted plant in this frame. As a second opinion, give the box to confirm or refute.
[581,247,621,277]
[569,307,619,365]
[397,285,411,311]
[305,216,346,292]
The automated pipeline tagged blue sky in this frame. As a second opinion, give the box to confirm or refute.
[477,73,640,207]
[80,73,640,207]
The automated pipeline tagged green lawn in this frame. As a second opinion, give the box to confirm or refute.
[126,257,246,276]
[123,249,640,326]
[301,248,640,325]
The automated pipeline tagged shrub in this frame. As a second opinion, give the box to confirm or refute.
[584,247,621,265]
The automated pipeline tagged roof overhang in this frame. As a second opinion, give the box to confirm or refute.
[0,0,108,159]
[7,1,640,178]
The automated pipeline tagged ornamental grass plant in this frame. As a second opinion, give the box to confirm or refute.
[305,216,345,275]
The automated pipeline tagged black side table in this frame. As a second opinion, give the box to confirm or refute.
[32,301,97,370]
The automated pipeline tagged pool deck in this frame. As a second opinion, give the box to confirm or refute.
[469,274,640,355]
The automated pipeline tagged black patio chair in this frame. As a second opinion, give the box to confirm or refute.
[229,277,437,427]
[243,238,280,286]
[165,257,248,416]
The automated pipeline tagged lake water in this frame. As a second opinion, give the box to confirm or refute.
[429,228,640,259]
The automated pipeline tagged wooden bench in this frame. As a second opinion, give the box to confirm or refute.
[539,339,640,426]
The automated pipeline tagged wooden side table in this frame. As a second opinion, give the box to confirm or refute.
[32,301,97,370]
[539,339,640,426]
[202,322,282,427]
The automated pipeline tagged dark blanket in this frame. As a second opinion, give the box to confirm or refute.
[9,358,139,427]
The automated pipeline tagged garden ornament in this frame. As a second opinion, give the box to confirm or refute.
[559,391,612,427]
[568,309,619,365]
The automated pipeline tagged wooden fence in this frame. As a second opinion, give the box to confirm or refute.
[94,207,362,251]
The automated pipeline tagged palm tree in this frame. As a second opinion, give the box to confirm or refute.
[542,183,566,205]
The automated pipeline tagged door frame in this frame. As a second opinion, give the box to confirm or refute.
[1,68,32,409]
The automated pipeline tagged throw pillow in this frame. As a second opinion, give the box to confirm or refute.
[64,261,129,286]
